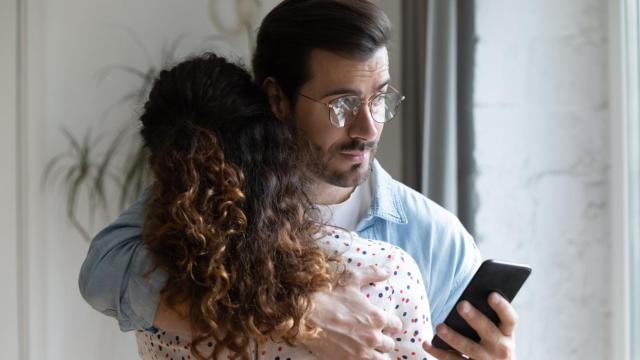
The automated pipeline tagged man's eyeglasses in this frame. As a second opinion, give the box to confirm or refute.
[298,86,405,128]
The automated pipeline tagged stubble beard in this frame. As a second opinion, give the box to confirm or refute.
[306,139,377,188]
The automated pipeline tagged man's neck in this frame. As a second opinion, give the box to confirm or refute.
[311,180,355,205]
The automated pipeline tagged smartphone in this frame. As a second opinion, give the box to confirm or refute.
[432,259,532,351]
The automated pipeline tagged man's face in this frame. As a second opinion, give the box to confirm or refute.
[293,47,390,188]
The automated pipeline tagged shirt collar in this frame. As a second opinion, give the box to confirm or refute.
[366,159,408,224]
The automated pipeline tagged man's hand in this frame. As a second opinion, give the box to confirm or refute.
[153,298,192,337]
[303,265,403,360]
[422,292,518,360]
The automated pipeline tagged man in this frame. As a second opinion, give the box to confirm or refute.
[79,1,518,359]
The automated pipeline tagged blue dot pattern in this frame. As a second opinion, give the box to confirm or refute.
[136,228,434,359]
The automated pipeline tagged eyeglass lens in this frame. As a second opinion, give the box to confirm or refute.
[329,91,403,127]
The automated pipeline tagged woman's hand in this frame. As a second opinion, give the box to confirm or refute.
[302,265,403,360]
[422,292,518,360]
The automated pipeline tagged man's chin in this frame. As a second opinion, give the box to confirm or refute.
[322,161,372,188]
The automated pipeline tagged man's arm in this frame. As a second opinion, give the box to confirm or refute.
[78,191,403,357]
[425,214,483,328]
[423,217,518,359]
[78,189,166,332]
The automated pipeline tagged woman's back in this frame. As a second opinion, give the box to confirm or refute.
[136,228,433,360]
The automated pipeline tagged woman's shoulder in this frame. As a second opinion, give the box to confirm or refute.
[317,227,422,272]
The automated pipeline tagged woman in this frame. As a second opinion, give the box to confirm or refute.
[135,53,433,360]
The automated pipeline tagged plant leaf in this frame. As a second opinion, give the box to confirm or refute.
[61,127,82,153]
[95,65,148,85]
[42,152,70,190]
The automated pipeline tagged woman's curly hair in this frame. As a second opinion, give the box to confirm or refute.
[139,53,337,359]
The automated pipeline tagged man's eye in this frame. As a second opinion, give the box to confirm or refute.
[340,97,360,109]
[372,94,385,106]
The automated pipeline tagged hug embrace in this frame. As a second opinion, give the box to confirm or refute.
[79,1,519,359]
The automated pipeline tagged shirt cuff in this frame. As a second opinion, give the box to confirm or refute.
[123,245,167,333]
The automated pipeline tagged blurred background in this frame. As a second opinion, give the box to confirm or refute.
[1,0,638,359]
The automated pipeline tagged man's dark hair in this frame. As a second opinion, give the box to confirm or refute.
[252,0,391,104]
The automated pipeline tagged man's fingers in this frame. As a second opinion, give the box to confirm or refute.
[422,340,464,360]
[382,311,402,334]
[351,264,391,288]
[457,300,502,347]
[373,332,395,353]
[362,350,387,360]
[360,303,402,335]
[489,292,518,336]
[431,298,518,359]
[434,323,489,359]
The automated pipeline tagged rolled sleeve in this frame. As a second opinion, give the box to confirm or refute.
[78,189,166,332]
[430,224,482,327]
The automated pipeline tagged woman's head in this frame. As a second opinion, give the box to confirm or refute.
[141,53,268,165]
[139,53,335,359]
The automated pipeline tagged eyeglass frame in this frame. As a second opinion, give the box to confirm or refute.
[297,85,406,128]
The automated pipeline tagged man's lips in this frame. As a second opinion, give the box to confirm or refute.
[339,149,370,161]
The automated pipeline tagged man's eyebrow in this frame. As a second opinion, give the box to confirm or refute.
[321,79,391,99]
[375,79,391,91]
[321,87,359,98]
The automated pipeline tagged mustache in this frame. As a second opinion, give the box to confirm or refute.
[337,140,378,152]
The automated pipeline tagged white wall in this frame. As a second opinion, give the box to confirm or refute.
[0,0,20,358]
[473,0,611,358]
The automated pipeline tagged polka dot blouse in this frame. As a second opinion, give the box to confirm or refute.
[136,228,434,360]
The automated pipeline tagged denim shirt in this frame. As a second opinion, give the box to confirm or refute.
[78,160,481,333]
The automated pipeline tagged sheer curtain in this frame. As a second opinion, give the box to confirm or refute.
[400,0,477,234]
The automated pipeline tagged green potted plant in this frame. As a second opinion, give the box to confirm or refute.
[44,0,261,241]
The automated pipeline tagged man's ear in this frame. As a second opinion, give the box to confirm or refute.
[262,77,291,121]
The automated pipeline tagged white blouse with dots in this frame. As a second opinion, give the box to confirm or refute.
[136,228,434,360]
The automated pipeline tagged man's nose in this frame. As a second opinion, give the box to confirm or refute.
[347,102,379,142]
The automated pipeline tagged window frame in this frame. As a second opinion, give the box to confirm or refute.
[610,1,640,359]
[626,0,640,354]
